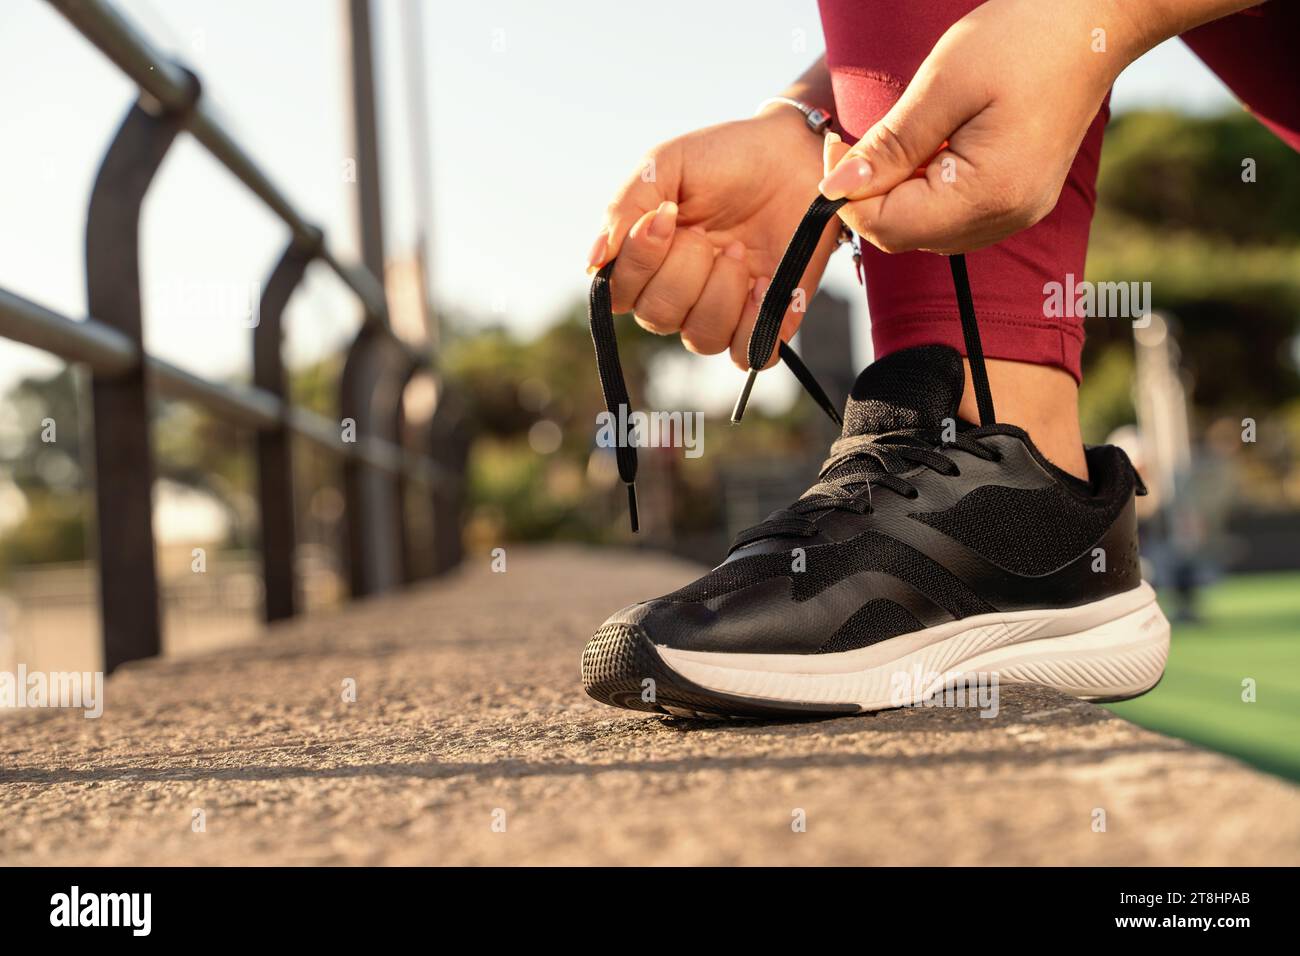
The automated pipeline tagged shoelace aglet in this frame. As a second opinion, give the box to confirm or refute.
[626,482,639,533]
[731,368,759,424]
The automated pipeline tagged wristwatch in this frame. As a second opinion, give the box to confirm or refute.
[755,96,834,136]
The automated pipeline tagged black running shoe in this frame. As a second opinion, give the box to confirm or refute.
[582,195,1167,718]
[581,344,1169,717]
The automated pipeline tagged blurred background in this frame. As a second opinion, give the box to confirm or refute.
[0,2,1296,778]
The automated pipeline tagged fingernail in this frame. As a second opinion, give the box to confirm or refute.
[751,275,770,303]
[821,132,842,176]
[648,200,677,240]
[819,156,873,200]
[822,131,842,174]
[585,230,608,274]
[724,240,745,261]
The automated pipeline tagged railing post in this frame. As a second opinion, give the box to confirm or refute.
[253,234,319,621]
[339,0,411,597]
[395,356,419,583]
[429,386,471,575]
[340,325,406,596]
[346,0,387,287]
[85,72,200,672]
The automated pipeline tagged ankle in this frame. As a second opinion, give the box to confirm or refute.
[957,358,1089,482]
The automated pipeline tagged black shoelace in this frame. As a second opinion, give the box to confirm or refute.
[588,194,996,532]
[729,426,1002,551]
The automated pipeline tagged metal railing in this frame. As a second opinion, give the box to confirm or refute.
[0,0,467,672]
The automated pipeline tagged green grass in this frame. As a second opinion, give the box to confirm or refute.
[1106,572,1300,782]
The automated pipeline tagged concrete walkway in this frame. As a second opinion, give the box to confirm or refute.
[3,545,1297,865]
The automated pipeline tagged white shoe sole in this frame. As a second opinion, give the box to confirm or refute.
[655,583,1170,712]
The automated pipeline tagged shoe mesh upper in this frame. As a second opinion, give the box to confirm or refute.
[911,479,1127,576]
[663,530,994,618]
[818,599,921,653]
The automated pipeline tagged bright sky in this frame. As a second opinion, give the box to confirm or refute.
[0,0,1240,406]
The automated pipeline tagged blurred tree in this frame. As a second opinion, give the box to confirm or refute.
[0,352,392,571]
[1083,109,1300,432]
[443,302,679,542]
[1097,110,1300,244]
[1,366,84,492]
[0,368,88,574]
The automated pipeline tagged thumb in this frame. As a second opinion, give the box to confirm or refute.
[819,66,974,202]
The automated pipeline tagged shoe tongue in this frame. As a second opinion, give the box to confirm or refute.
[841,345,966,437]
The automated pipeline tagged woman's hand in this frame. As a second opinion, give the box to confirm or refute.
[588,107,837,369]
[819,0,1142,254]
[820,0,1259,253]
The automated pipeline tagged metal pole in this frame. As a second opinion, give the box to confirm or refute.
[347,0,387,283]
[254,237,318,621]
[341,0,406,595]
[85,76,200,671]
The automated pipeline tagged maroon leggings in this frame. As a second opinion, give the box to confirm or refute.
[817,1,1300,381]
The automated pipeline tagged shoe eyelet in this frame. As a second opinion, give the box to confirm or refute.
[905,487,920,500]
[948,466,961,477]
